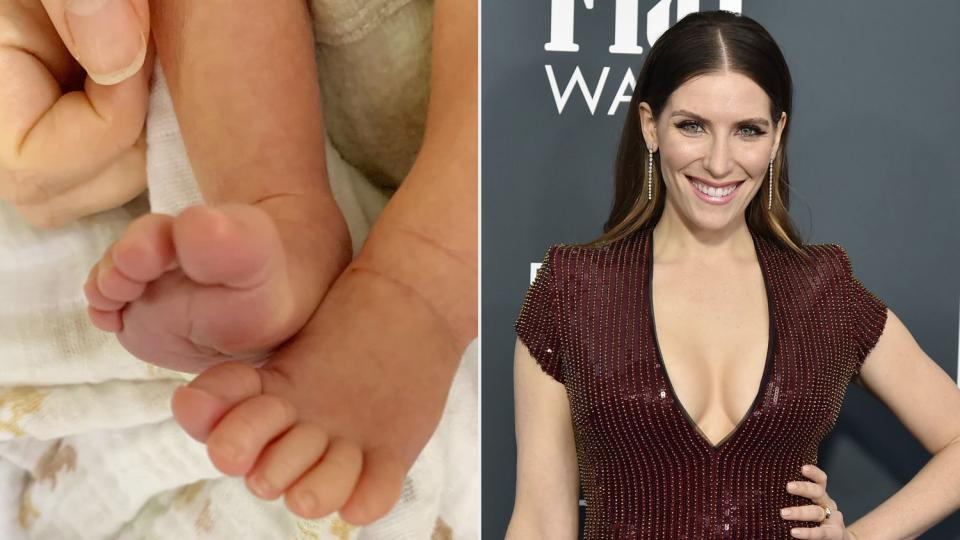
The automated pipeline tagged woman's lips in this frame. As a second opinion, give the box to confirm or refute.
[686,175,743,205]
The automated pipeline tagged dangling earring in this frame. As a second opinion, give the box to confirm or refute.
[767,158,774,210]
[647,148,654,201]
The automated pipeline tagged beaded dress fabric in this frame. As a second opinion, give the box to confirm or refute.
[513,224,888,539]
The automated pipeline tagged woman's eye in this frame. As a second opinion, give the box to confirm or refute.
[675,121,766,137]
[739,125,765,137]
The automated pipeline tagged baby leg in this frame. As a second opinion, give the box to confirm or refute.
[85,0,351,370]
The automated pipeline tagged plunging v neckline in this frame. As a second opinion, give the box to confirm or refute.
[645,226,777,451]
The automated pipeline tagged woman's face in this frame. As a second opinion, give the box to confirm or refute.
[639,71,787,232]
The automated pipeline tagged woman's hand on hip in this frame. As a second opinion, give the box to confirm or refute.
[0,0,152,229]
[782,463,858,539]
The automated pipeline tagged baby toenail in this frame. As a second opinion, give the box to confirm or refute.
[178,385,217,402]
[218,442,244,462]
[296,491,316,513]
[249,475,272,497]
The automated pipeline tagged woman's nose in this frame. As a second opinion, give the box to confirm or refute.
[702,137,735,179]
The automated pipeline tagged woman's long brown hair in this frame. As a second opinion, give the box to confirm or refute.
[580,10,808,259]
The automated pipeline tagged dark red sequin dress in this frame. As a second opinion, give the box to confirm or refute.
[514,224,888,539]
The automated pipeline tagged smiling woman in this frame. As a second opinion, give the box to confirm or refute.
[506,9,960,540]
[671,108,773,203]
[644,72,787,216]
[593,12,800,255]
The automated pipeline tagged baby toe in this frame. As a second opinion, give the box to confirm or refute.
[284,437,362,520]
[245,422,329,500]
[338,450,408,526]
[86,305,123,332]
[112,213,176,282]
[172,360,267,437]
[206,394,298,476]
[173,204,280,289]
[96,256,146,303]
[84,267,125,312]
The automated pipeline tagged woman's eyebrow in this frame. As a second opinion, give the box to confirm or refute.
[670,109,770,127]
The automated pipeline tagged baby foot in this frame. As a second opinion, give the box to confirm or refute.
[169,264,468,524]
[84,203,349,373]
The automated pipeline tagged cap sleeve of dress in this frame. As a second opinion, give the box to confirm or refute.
[834,244,889,379]
[514,245,564,384]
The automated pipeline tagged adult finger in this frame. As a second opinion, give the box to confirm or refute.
[0,40,154,201]
[38,0,150,85]
[801,464,828,487]
[12,134,146,229]
[787,479,826,501]
[0,1,81,85]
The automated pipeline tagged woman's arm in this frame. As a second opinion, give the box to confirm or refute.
[846,308,960,539]
[506,339,580,540]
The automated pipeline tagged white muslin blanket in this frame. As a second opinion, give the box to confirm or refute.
[0,65,477,539]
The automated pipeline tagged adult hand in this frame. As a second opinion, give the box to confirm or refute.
[782,463,855,539]
[0,0,153,229]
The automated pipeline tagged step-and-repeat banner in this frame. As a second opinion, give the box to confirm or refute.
[482,1,960,537]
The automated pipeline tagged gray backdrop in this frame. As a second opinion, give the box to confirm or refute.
[482,1,960,538]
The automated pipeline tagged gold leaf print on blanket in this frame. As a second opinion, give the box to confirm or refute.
[296,520,322,539]
[172,480,207,510]
[296,517,356,540]
[329,517,357,540]
[17,487,38,529]
[37,442,77,489]
[431,517,453,540]
[194,499,214,534]
[168,481,216,535]
[0,387,51,437]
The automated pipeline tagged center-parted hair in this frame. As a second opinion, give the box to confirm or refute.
[587,10,808,257]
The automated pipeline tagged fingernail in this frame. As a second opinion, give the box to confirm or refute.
[65,0,146,85]
[781,508,792,517]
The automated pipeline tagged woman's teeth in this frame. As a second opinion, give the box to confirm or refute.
[689,177,738,197]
